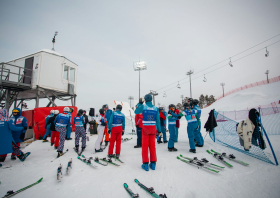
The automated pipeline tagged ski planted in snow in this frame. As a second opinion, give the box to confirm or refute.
[77,156,98,168]
[81,155,108,166]
[124,183,139,198]
[206,150,233,167]
[3,178,43,198]
[100,157,120,166]
[210,149,249,166]
[66,158,72,174]
[177,156,219,173]
[51,149,69,162]
[134,179,167,198]
[87,136,89,141]
[179,155,225,169]
[57,164,62,180]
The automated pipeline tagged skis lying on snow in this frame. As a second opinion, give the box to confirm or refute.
[122,138,133,143]
[0,165,12,169]
[77,156,98,168]
[124,183,139,198]
[211,149,249,166]
[100,157,120,166]
[179,155,225,169]
[134,179,167,198]
[206,150,233,167]
[51,149,69,162]
[177,156,219,173]
[81,155,108,166]
[66,158,72,174]
[3,178,43,198]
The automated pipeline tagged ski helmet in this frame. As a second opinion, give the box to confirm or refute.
[159,107,163,111]
[188,98,193,102]
[54,110,59,115]
[102,104,109,109]
[99,108,105,115]
[169,104,175,109]
[144,94,153,102]
[183,103,190,109]
[64,107,70,112]
[50,110,54,114]
[78,109,84,116]
[193,99,199,105]
[116,104,122,111]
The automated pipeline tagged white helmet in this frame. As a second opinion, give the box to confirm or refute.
[64,107,70,112]
[50,110,55,114]
[54,110,59,115]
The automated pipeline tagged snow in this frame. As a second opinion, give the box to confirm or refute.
[1,82,280,198]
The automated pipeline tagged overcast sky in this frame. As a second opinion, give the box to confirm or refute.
[0,0,280,112]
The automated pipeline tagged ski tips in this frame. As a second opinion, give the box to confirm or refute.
[177,156,180,159]
[38,178,43,182]
[124,183,128,188]
[134,179,139,183]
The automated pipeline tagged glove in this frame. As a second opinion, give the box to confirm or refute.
[122,130,124,136]
[23,126,27,130]
[101,122,107,126]
[139,98,144,104]
[178,116,182,119]
[108,129,111,134]
[20,133,25,141]
[157,132,162,137]
[168,110,172,114]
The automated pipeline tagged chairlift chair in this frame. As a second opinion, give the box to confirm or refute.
[177,81,181,89]
[265,47,269,57]
[203,74,207,82]
[229,57,233,67]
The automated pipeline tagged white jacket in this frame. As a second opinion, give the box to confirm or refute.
[237,118,255,150]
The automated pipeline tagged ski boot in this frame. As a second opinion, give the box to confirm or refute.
[17,152,31,162]
[115,154,120,159]
[57,151,63,158]
[141,163,149,171]
[157,137,163,144]
[107,154,114,158]
[195,144,204,147]
[0,156,6,162]
[51,143,54,146]
[95,148,103,153]
[134,145,141,148]
[189,149,196,153]
[74,146,79,153]
[11,155,16,160]
[168,147,178,152]
[42,139,49,142]
[149,162,156,170]
[164,141,168,143]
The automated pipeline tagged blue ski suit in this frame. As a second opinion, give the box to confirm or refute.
[44,113,53,139]
[167,110,180,149]
[193,105,204,145]
[10,108,27,143]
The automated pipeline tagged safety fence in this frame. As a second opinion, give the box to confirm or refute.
[215,76,280,101]
[209,109,279,165]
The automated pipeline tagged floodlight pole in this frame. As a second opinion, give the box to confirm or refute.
[149,90,158,106]
[133,60,147,99]
[186,70,194,98]
[220,82,225,97]
[265,70,269,83]
[181,95,184,104]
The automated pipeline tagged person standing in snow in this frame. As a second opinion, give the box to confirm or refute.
[74,109,87,153]
[9,108,28,160]
[94,109,107,152]
[0,109,30,163]
[47,110,60,149]
[43,110,54,142]
[102,104,112,147]
[54,107,71,157]
[175,107,180,142]
[134,107,143,148]
[167,104,181,151]
[135,94,161,171]
[83,110,89,131]
[66,107,73,140]
[192,99,204,147]
[107,104,125,159]
[159,107,167,143]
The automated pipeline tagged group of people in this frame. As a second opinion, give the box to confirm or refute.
[0,95,204,172]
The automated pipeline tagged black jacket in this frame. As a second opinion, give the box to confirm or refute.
[204,110,217,132]
[47,114,58,131]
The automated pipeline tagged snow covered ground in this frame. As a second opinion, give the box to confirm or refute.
[1,81,280,198]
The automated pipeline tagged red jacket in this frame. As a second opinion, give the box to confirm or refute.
[135,113,143,128]
[159,111,166,126]
[175,109,180,128]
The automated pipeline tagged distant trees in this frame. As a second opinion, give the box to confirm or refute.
[199,94,216,108]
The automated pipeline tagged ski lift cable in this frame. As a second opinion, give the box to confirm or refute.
[158,40,280,94]
[155,34,280,92]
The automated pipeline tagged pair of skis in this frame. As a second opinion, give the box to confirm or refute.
[210,149,249,166]
[3,178,43,198]
[124,179,167,198]
[177,156,220,174]
[57,158,73,181]
[80,155,108,166]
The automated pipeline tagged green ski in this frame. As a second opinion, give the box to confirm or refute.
[210,149,249,166]
[179,154,225,169]
[177,156,219,173]
[134,179,167,198]
[100,157,120,166]
[77,156,98,168]
[207,150,233,167]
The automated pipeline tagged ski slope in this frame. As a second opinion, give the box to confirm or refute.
[1,82,280,198]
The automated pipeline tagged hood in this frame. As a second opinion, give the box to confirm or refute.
[12,107,22,117]
[0,109,9,121]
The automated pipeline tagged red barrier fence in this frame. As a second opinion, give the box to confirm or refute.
[216,76,280,101]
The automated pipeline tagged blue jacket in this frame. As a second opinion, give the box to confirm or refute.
[108,110,125,131]
[167,110,180,126]
[0,109,23,155]
[45,114,53,129]
[74,116,85,127]
[55,112,71,128]
[10,108,27,143]
[105,109,113,124]
[135,101,161,132]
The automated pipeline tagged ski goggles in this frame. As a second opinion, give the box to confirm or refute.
[12,109,20,113]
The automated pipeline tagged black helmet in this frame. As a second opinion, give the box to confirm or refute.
[188,98,193,102]
[116,104,122,111]
[183,103,190,109]
[169,104,175,109]
[102,104,108,109]
[78,109,84,116]
[99,109,105,115]
[159,107,163,111]
[193,99,199,105]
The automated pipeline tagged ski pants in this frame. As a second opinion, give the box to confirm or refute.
[168,125,176,149]
[108,130,122,155]
[95,125,105,150]
[136,127,142,146]
[75,126,86,148]
[43,125,52,140]
[187,122,199,150]
[51,131,60,147]
[161,126,166,142]
[66,125,72,139]
[102,126,110,143]
[175,127,179,142]
[142,131,157,163]
[56,126,67,152]
[11,142,21,156]
[194,120,204,145]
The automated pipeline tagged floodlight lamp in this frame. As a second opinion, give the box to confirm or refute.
[134,61,147,70]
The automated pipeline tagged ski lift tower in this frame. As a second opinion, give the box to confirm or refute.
[0,49,78,113]
[133,60,147,99]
